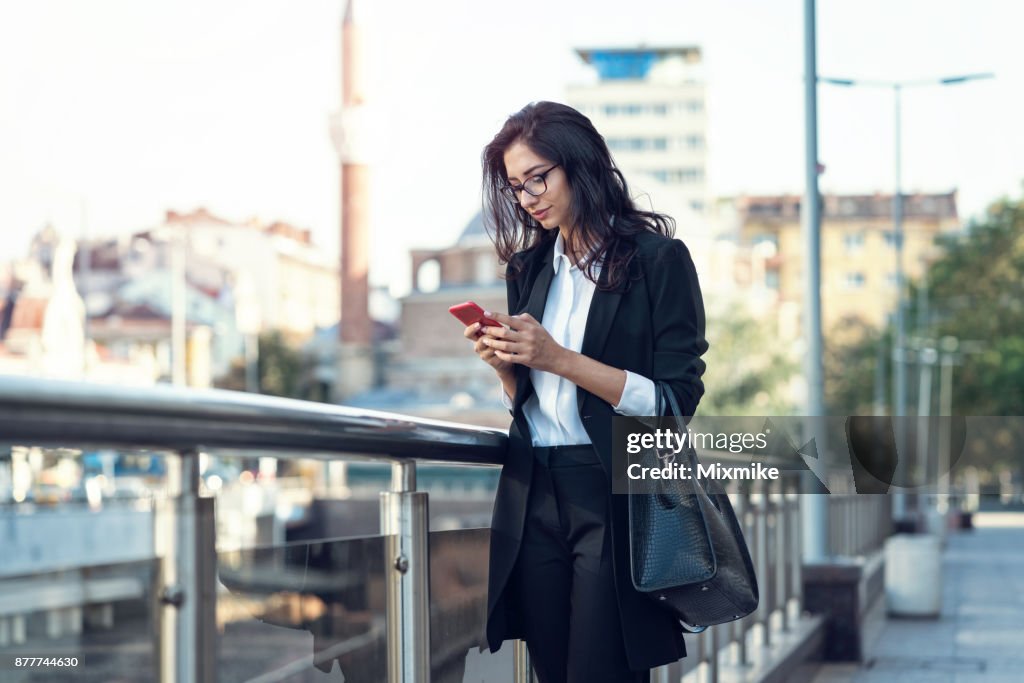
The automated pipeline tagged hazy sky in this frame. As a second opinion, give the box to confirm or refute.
[1,0,1020,296]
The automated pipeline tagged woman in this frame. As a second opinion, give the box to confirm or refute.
[463,101,708,683]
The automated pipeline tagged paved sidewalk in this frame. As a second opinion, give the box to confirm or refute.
[813,512,1024,683]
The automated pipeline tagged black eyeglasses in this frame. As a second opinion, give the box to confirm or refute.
[501,164,560,202]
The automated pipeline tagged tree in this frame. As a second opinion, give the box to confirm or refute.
[826,188,1024,477]
[824,317,887,415]
[924,193,1024,414]
[701,307,799,416]
[217,330,305,399]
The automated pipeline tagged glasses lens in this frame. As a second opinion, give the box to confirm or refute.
[523,176,547,197]
[500,186,519,202]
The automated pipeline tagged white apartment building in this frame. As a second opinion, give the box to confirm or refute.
[567,46,709,217]
[156,208,340,341]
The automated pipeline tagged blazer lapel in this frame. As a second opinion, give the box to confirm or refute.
[513,241,556,414]
[577,252,628,413]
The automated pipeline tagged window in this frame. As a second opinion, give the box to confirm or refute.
[843,232,865,252]
[753,233,778,249]
[684,134,704,150]
[680,167,704,182]
[844,272,866,289]
[883,231,903,248]
[607,137,668,152]
[650,168,703,183]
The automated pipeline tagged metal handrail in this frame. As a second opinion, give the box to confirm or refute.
[0,375,507,463]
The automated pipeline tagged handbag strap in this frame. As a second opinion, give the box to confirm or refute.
[656,381,700,472]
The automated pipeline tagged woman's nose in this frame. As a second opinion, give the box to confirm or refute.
[519,191,539,208]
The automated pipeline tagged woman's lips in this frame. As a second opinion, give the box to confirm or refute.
[533,208,549,220]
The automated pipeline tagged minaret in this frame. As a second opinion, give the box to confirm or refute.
[330,0,375,399]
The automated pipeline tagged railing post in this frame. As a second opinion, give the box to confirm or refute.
[755,480,771,647]
[513,639,533,683]
[380,461,430,683]
[707,625,720,682]
[732,481,749,667]
[156,451,217,682]
[788,477,802,623]
[773,477,788,632]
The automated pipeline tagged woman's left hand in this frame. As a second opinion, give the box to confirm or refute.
[481,311,569,374]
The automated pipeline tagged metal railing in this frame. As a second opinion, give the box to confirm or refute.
[828,494,893,557]
[0,376,505,682]
[0,376,892,682]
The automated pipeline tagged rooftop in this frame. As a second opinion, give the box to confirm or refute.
[736,191,958,221]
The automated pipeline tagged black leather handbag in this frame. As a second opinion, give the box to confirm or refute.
[627,383,759,631]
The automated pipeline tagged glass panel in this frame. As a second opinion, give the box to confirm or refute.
[218,536,388,681]
[0,445,164,683]
[217,529,516,682]
[429,528,516,682]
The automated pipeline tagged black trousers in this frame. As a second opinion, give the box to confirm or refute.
[509,445,650,683]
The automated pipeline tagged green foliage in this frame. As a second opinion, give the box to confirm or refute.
[825,189,1024,477]
[824,318,887,415]
[217,330,305,399]
[701,307,799,416]
[924,194,1024,414]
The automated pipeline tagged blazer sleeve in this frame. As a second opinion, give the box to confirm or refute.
[505,252,526,315]
[646,239,708,417]
[501,253,526,415]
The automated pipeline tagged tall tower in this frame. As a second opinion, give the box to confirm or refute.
[330,0,375,399]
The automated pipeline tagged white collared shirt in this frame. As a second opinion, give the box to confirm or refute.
[502,232,656,446]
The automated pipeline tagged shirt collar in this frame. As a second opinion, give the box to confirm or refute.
[552,232,574,275]
[551,231,604,276]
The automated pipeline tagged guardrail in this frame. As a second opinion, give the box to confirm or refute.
[0,376,890,682]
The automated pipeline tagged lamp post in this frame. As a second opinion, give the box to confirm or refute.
[819,73,992,419]
[801,0,828,563]
[820,72,992,523]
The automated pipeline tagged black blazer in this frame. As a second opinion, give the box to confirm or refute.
[485,231,709,671]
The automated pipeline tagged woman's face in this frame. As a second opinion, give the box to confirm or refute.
[503,141,574,235]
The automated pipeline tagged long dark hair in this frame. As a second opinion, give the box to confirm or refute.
[482,101,675,289]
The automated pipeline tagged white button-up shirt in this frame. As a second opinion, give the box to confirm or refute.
[502,233,656,446]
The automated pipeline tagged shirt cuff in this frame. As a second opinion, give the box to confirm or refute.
[612,371,656,417]
[500,385,514,411]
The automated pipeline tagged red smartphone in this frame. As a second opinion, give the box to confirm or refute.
[449,301,500,333]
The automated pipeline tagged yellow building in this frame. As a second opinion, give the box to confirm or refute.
[730,192,960,331]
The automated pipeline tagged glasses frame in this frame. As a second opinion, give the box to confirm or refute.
[501,163,560,203]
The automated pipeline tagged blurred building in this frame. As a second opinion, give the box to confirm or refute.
[568,46,709,217]
[0,229,91,380]
[722,191,960,330]
[347,213,508,427]
[0,208,339,387]
[154,208,340,342]
[404,213,506,361]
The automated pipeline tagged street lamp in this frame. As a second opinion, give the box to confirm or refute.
[820,72,992,524]
[819,73,992,420]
